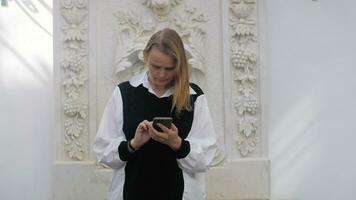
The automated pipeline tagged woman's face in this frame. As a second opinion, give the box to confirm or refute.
[146,47,176,90]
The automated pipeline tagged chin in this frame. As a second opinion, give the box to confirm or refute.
[158,82,169,87]
[152,78,173,88]
[154,79,167,84]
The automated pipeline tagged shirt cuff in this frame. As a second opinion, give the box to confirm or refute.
[175,140,190,159]
[118,140,135,161]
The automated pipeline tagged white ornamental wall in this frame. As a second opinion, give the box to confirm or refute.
[53,0,269,199]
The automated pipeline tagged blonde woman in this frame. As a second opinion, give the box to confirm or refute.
[94,28,217,200]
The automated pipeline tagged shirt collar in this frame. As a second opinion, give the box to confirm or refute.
[129,69,196,98]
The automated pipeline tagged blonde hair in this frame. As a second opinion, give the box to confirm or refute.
[143,28,192,116]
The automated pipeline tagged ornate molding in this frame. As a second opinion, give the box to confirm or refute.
[142,0,183,21]
[230,0,259,156]
[114,5,207,85]
[60,0,89,160]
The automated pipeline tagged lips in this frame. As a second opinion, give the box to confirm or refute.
[154,77,169,83]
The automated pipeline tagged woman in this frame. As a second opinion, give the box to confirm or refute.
[94,28,217,200]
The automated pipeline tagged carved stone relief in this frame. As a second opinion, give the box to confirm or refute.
[60,0,89,160]
[114,4,208,87]
[54,1,269,198]
[58,0,261,160]
[230,0,259,156]
[142,0,183,21]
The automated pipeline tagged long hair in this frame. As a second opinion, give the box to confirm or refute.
[143,28,192,116]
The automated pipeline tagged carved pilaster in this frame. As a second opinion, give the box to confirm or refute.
[60,0,89,160]
[230,0,259,156]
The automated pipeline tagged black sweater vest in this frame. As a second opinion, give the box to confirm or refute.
[117,82,203,200]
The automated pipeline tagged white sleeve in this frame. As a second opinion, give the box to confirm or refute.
[93,87,126,169]
[177,95,218,173]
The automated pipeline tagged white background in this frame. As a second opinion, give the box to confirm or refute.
[1,0,356,199]
[265,0,356,199]
[0,0,53,199]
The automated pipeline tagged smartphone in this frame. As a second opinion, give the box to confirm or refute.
[153,117,173,132]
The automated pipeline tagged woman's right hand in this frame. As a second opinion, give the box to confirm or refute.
[130,120,151,150]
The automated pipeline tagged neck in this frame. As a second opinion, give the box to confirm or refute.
[153,88,166,97]
[148,77,167,97]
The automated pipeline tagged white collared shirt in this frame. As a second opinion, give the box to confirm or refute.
[93,70,218,200]
[131,69,196,98]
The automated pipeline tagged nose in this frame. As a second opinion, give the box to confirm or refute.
[157,68,167,78]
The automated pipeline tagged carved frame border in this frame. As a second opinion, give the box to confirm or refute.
[57,0,262,160]
[54,0,269,199]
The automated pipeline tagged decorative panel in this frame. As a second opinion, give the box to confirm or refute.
[54,0,269,199]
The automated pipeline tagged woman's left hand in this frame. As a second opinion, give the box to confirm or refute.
[149,122,182,151]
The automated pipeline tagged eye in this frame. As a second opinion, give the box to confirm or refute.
[165,67,175,71]
[151,64,161,69]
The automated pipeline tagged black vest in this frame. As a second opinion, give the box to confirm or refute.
[118,82,203,200]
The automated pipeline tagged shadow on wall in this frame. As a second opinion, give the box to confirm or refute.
[269,65,356,199]
[0,0,53,89]
[1,0,52,35]
[0,37,51,84]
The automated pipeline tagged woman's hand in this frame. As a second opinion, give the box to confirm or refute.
[149,122,182,151]
[131,120,151,150]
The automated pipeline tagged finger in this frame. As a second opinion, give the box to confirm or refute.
[152,134,167,144]
[150,123,165,135]
[147,124,156,137]
[141,120,151,130]
[147,121,154,129]
[157,123,171,132]
[149,126,167,139]
[138,123,147,131]
[141,123,148,131]
[154,130,168,140]
[171,123,178,131]
[142,120,150,125]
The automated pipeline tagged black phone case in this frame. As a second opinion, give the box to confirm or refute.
[153,118,172,132]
